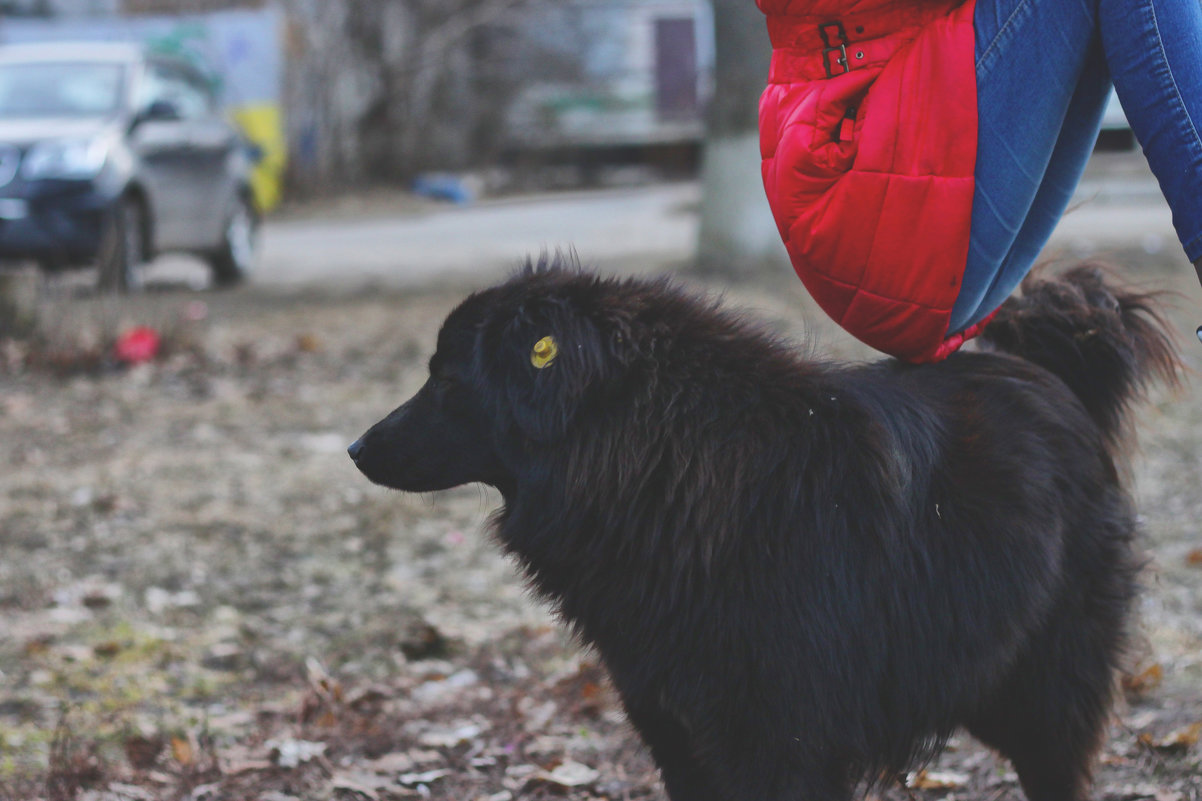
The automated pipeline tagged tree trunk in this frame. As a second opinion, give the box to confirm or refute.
[0,268,40,339]
[695,0,785,277]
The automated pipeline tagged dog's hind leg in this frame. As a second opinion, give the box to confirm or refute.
[967,512,1136,801]
[967,689,1103,801]
[965,597,1129,801]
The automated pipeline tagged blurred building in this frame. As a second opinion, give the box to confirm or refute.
[0,0,118,15]
[0,0,265,16]
[283,0,714,195]
[0,0,716,199]
[502,1,714,163]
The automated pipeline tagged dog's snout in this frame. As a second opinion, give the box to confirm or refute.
[347,438,365,462]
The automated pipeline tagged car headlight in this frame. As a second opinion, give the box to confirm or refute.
[22,137,110,181]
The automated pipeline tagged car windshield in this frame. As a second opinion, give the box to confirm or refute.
[0,61,125,118]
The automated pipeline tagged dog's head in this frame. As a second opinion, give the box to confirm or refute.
[348,263,650,494]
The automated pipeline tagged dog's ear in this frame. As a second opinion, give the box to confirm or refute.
[483,295,630,442]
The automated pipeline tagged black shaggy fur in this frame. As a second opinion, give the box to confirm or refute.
[349,259,1180,801]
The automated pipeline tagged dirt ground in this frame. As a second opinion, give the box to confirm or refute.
[1,251,1200,801]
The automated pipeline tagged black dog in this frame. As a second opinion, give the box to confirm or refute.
[349,259,1179,801]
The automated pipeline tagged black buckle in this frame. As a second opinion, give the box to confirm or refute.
[819,21,848,48]
[819,21,851,78]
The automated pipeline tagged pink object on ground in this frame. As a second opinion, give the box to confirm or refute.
[113,326,161,364]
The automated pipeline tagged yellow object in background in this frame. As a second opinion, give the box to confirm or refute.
[231,103,287,213]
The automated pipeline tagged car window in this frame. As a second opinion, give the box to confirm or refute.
[0,62,125,118]
[179,67,217,114]
[137,61,212,120]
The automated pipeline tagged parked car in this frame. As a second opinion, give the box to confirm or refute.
[0,42,258,290]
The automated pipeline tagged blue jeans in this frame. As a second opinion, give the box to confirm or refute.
[949,0,1202,333]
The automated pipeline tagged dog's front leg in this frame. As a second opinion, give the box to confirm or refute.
[620,697,724,801]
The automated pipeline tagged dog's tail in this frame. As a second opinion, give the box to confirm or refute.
[979,264,1181,442]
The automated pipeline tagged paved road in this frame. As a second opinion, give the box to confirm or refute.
[147,183,701,290]
[258,183,702,287]
[145,154,1186,291]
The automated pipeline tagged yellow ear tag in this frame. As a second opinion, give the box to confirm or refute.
[531,336,558,369]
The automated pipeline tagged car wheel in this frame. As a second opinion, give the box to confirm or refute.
[209,193,258,287]
[97,196,146,293]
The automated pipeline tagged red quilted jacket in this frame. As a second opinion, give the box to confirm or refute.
[758,0,981,362]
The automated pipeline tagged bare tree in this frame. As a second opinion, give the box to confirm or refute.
[282,0,557,194]
[695,0,786,276]
[348,0,545,181]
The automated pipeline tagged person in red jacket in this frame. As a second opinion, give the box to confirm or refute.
[758,0,1202,361]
